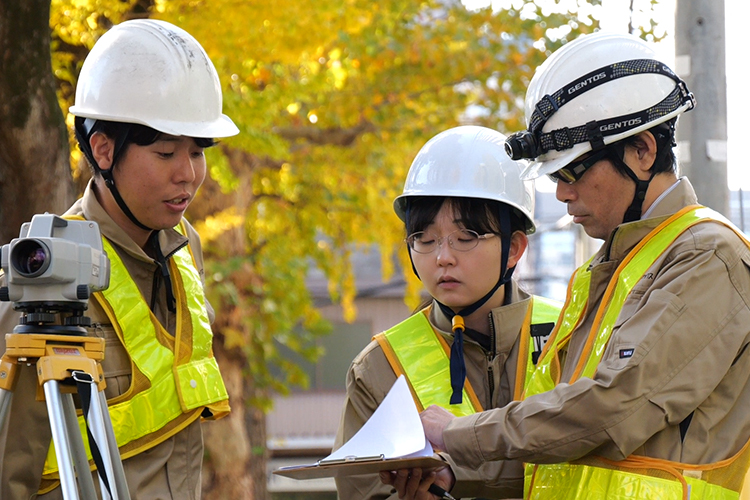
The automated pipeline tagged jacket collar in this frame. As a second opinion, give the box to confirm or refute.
[430,280,532,355]
[600,177,698,263]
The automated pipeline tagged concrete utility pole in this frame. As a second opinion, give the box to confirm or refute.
[674,0,729,217]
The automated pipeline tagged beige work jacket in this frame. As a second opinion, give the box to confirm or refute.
[0,180,215,499]
[335,281,536,499]
[443,178,750,473]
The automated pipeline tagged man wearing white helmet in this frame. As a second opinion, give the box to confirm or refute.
[336,126,561,499]
[0,19,237,499]
[389,31,750,500]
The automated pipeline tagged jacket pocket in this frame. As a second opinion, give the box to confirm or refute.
[603,288,686,371]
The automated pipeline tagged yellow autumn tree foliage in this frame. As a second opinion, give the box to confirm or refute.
[49,0,604,407]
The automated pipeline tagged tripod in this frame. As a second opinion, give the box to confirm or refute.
[0,310,131,500]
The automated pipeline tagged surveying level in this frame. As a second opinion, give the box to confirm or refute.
[0,214,129,499]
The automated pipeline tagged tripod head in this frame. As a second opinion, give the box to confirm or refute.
[0,214,110,335]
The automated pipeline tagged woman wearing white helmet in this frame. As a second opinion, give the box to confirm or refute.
[335,126,561,499]
[403,31,750,500]
[0,19,236,499]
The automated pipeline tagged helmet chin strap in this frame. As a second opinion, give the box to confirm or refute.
[104,168,175,314]
[615,156,653,224]
[614,124,676,224]
[438,255,513,405]
[606,146,658,224]
[100,169,155,232]
[406,206,514,405]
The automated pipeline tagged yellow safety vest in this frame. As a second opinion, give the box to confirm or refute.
[375,296,561,417]
[524,206,750,500]
[42,221,230,479]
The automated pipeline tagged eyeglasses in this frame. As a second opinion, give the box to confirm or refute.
[406,229,496,254]
[547,148,610,184]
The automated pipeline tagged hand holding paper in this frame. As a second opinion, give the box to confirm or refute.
[419,404,456,453]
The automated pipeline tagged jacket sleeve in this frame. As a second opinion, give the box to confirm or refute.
[334,342,401,500]
[443,224,750,469]
[441,451,523,499]
[440,339,525,498]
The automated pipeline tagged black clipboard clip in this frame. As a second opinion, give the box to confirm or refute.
[318,454,385,466]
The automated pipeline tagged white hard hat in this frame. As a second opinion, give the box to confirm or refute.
[70,19,239,138]
[509,31,694,180]
[394,126,536,234]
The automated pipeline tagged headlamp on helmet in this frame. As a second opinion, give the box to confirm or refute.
[505,130,542,160]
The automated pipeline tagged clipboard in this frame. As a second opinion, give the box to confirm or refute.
[273,454,447,480]
[272,376,444,481]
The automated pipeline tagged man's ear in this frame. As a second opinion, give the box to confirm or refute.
[89,132,115,171]
[506,230,528,269]
[628,131,658,180]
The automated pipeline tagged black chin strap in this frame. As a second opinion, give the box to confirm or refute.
[607,121,675,224]
[437,276,514,404]
[100,169,154,231]
[607,149,654,224]
[621,162,653,224]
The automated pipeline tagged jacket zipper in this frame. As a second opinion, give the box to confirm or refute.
[603,227,619,262]
[487,312,497,407]
[150,267,161,312]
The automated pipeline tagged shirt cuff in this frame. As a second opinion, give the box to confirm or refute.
[443,412,486,470]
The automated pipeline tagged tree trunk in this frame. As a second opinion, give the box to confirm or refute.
[246,383,269,500]
[0,0,74,243]
[195,151,269,500]
[202,340,255,498]
[201,343,269,500]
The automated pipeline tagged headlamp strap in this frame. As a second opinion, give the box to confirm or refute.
[520,59,695,158]
[586,121,605,151]
[535,83,692,155]
[528,59,686,134]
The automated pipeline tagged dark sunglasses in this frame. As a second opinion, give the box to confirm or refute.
[547,148,610,184]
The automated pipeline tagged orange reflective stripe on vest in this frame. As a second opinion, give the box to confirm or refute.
[376,307,482,417]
